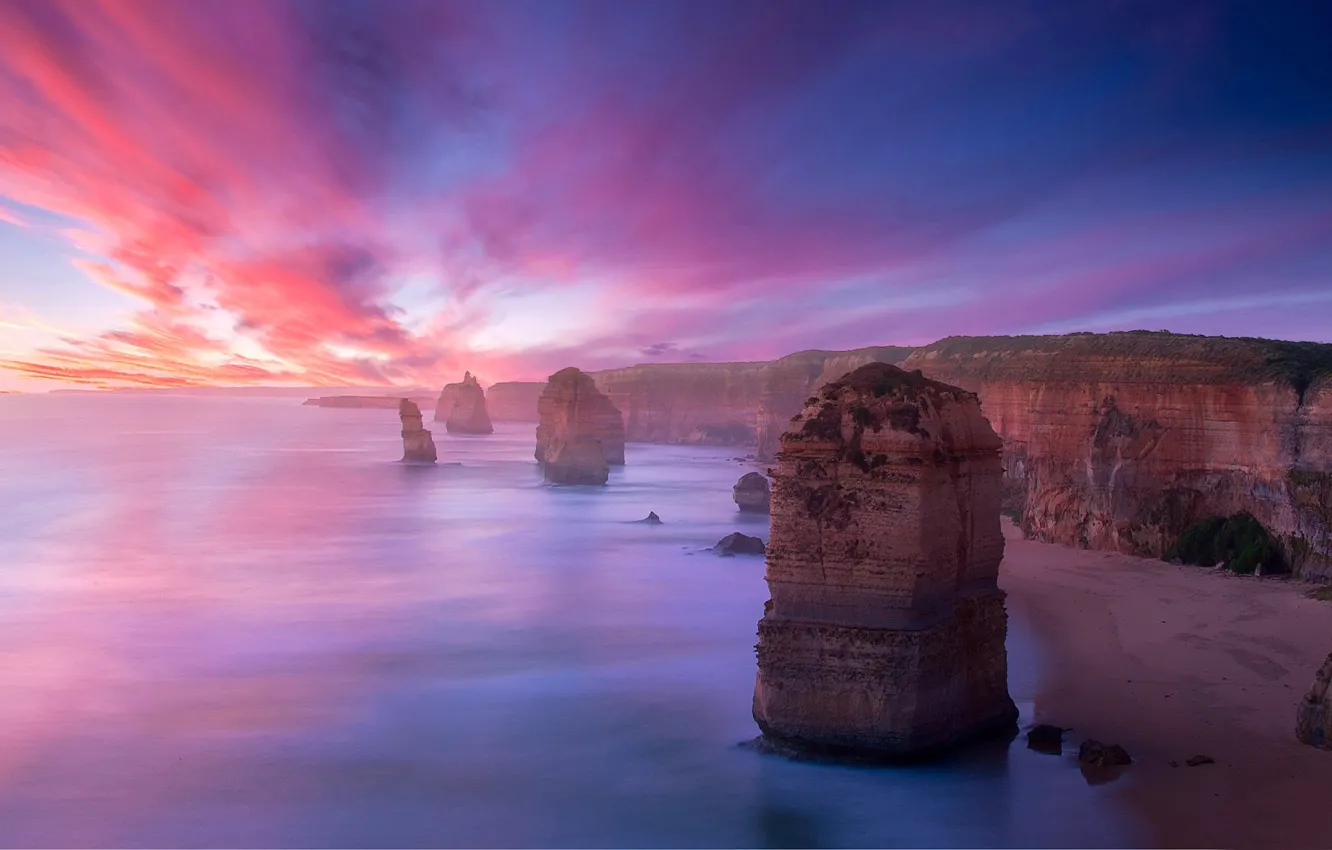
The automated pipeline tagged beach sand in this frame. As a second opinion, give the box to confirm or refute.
[1001,521,1332,848]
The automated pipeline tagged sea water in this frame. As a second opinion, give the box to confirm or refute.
[0,395,1141,848]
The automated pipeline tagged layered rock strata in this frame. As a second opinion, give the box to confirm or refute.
[485,381,545,422]
[1296,651,1332,749]
[733,472,772,513]
[535,368,626,483]
[444,372,494,435]
[753,362,1018,758]
[901,332,1332,577]
[399,399,437,463]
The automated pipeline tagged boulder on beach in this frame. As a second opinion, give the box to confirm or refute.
[1026,724,1066,755]
[1297,651,1332,749]
[1078,739,1132,768]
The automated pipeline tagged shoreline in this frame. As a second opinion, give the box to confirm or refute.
[1001,521,1332,848]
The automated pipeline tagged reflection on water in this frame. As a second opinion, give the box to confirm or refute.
[0,395,1142,848]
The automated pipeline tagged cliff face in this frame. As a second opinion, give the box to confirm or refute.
[901,332,1332,577]
[590,362,767,445]
[484,381,544,422]
[753,363,1017,757]
[535,368,627,481]
[399,399,437,463]
[444,372,494,435]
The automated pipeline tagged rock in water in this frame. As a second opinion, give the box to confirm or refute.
[1297,651,1332,749]
[1078,740,1132,768]
[445,372,494,435]
[638,512,663,525]
[535,368,626,484]
[733,472,772,513]
[399,399,437,463]
[714,532,766,556]
[753,362,1019,759]
[1026,724,1066,755]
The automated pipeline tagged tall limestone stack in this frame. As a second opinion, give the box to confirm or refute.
[399,399,437,463]
[444,372,494,435]
[535,367,626,484]
[753,362,1017,758]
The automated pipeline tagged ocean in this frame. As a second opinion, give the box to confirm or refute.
[0,394,1140,847]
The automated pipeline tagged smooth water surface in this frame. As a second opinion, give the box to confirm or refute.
[0,395,1142,848]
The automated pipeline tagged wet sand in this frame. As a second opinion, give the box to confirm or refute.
[1001,521,1332,849]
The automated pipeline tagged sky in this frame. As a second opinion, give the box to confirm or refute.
[0,0,1329,391]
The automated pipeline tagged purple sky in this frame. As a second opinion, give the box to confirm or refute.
[0,0,1329,389]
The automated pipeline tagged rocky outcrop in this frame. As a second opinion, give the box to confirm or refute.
[399,399,437,463]
[714,532,767,556]
[902,332,1332,577]
[1296,651,1332,749]
[753,363,1018,758]
[535,368,626,483]
[485,381,545,422]
[733,472,772,513]
[443,372,494,435]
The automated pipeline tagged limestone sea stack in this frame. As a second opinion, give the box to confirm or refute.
[734,472,772,513]
[753,362,1018,758]
[399,398,438,463]
[535,367,626,484]
[444,372,494,435]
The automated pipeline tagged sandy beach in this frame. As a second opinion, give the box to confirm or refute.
[1001,521,1332,849]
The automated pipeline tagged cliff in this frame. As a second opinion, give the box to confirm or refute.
[486,381,545,422]
[399,399,437,463]
[305,394,434,409]
[535,367,626,482]
[753,363,1017,757]
[900,332,1332,577]
[443,372,494,435]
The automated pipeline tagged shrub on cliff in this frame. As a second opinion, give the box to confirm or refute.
[1167,512,1285,574]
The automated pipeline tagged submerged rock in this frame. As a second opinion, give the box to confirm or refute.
[733,472,772,514]
[445,372,494,435]
[638,512,663,524]
[535,368,625,485]
[1297,651,1332,749]
[1026,724,1066,755]
[399,399,437,463]
[753,363,1018,759]
[714,532,766,556]
[1078,740,1132,768]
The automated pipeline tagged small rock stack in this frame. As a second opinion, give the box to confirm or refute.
[399,399,437,463]
[445,372,494,435]
[753,362,1018,758]
[535,367,626,484]
[733,472,772,513]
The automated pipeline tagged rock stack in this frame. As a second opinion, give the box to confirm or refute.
[535,367,626,484]
[399,398,438,463]
[752,362,1017,758]
[733,472,772,513]
[1297,651,1332,749]
[444,372,494,435]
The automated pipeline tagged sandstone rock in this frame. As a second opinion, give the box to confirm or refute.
[1078,740,1132,768]
[399,399,437,463]
[444,372,494,435]
[1296,651,1332,749]
[1026,724,1066,755]
[714,532,766,556]
[753,362,1018,759]
[542,436,608,485]
[733,472,772,513]
[535,368,626,476]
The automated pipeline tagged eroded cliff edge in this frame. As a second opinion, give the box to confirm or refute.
[901,332,1332,576]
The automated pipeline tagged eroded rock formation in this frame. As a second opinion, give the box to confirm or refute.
[399,399,437,463]
[444,372,494,435]
[753,362,1017,758]
[733,472,771,513]
[1297,651,1332,749]
[901,332,1332,577]
[535,368,626,484]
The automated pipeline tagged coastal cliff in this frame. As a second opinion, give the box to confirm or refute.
[900,332,1332,577]
[753,363,1016,757]
[486,381,545,422]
